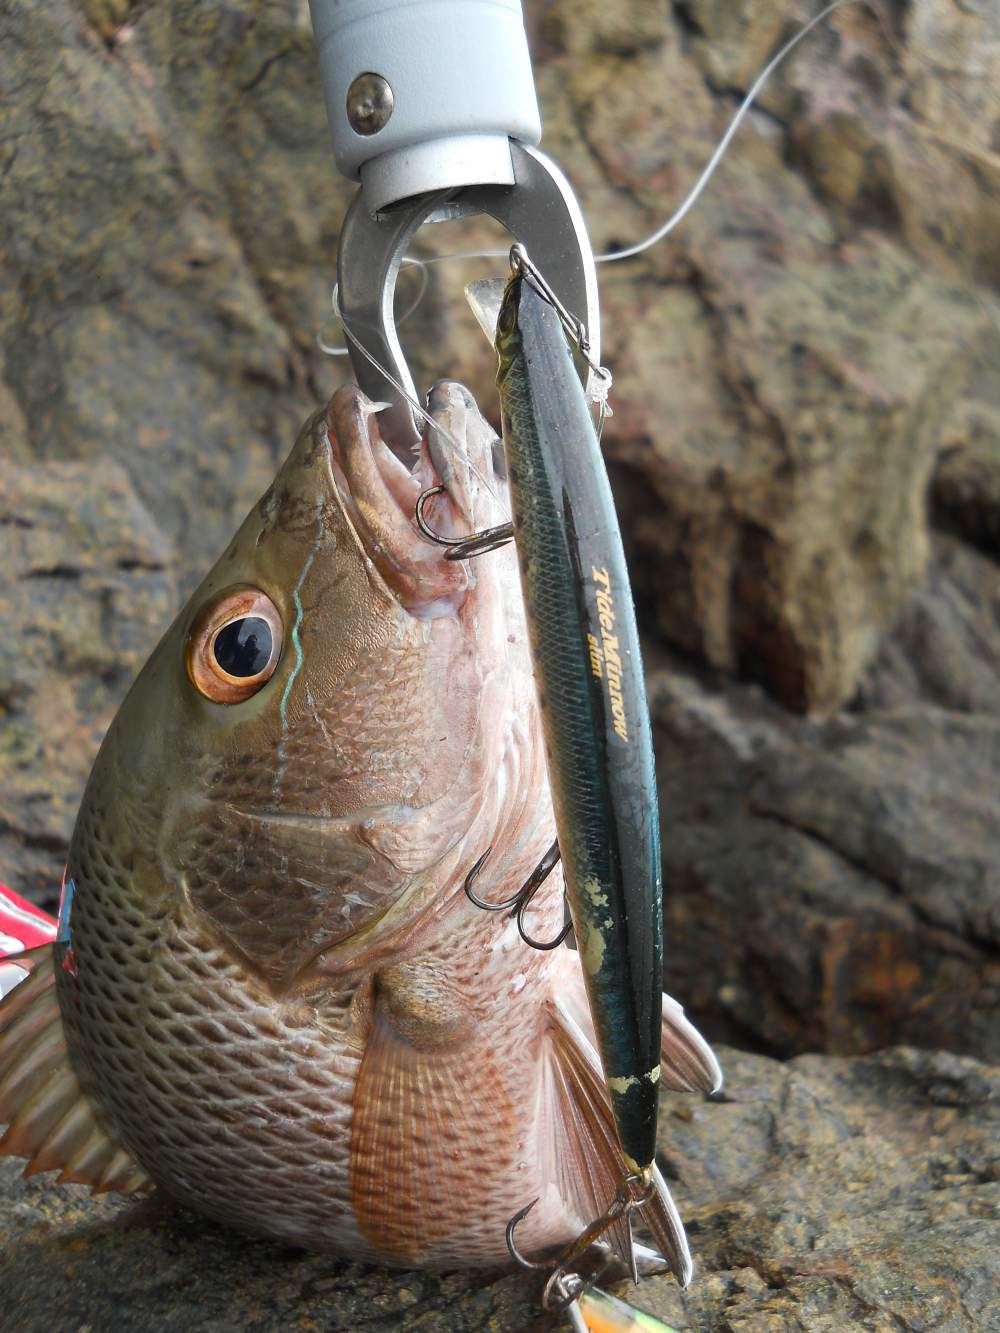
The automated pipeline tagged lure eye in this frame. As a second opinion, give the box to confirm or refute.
[186,588,283,704]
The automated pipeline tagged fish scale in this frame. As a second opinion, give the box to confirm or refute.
[64,788,567,1261]
[0,382,718,1281]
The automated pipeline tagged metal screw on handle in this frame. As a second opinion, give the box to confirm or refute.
[346,73,394,137]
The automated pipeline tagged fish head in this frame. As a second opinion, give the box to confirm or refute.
[71,382,520,992]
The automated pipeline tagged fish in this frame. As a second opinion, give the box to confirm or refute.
[488,259,667,1179]
[0,380,719,1277]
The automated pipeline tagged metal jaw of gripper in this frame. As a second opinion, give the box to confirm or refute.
[335,140,601,457]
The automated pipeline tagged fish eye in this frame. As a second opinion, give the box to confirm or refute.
[186,587,283,704]
[213,616,272,677]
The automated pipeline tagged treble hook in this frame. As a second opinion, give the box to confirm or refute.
[505,1199,552,1272]
[415,485,514,561]
[463,840,571,951]
[507,1172,657,1308]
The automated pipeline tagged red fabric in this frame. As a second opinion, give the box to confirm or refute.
[0,883,57,955]
[0,884,57,998]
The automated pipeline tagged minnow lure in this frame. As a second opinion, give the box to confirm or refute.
[570,1283,679,1333]
[488,255,665,1180]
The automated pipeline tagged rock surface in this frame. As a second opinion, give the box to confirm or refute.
[1,1045,997,1330]
[0,0,997,1238]
[651,533,1000,1062]
[542,0,1000,714]
[0,461,177,900]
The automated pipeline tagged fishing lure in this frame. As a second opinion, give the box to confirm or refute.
[416,247,707,1325]
[435,247,666,1186]
[495,250,665,1180]
[570,1284,679,1333]
[505,1172,685,1330]
[0,885,57,999]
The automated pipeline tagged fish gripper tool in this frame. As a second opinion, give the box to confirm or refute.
[307,0,601,457]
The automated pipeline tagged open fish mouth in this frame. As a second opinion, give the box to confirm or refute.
[324,381,498,613]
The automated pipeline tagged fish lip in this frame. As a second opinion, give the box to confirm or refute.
[322,382,496,612]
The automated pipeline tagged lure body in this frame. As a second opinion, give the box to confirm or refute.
[574,1284,680,1332]
[495,272,663,1174]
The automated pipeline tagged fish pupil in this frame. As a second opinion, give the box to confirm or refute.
[213,616,272,677]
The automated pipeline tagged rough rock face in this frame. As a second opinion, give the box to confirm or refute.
[1,0,998,1322]
[0,462,176,900]
[0,0,995,1057]
[653,597,1000,1062]
[2,1045,997,1330]
[540,0,1000,714]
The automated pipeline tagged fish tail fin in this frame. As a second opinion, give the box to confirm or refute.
[0,945,148,1194]
[546,990,693,1287]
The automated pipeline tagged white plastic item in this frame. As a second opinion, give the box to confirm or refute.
[308,0,542,209]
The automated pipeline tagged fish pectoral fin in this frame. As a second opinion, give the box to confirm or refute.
[0,946,148,1195]
[546,992,693,1288]
[348,969,518,1267]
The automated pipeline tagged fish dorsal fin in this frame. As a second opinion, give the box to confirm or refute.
[0,946,148,1194]
[546,983,693,1287]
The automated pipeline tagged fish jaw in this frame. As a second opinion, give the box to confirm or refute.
[325,381,506,619]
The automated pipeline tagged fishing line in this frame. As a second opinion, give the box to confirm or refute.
[327,282,506,507]
[317,256,430,358]
[596,0,852,262]
[316,0,854,365]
